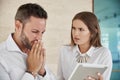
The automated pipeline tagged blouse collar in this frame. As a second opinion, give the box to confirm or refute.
[73,45,95,57]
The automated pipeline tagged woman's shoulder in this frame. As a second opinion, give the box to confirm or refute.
[59,45,75,58]
[95,46,111,55]
[61,45,71,48]
[96,46,110,51]
[60,44,75,54]
[60,44,74,50]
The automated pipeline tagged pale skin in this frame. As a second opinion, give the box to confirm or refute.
[72,19,103,80]
[13,16,46,77]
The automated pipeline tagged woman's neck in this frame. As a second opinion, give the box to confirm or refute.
[78,44,91,53]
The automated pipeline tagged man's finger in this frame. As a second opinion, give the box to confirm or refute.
[37,41,42,58]
[30,41,37,55]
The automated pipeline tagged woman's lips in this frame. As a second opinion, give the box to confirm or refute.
[74,37,80,41]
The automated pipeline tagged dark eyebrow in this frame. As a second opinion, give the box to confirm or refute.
[72,26,75,28]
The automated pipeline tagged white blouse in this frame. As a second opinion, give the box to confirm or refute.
[57,45,112,80]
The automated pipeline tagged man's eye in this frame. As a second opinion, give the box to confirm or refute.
[42,31,45,34]
[32,31,38,33]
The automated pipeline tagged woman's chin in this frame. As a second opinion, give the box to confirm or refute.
[74,42,79,45]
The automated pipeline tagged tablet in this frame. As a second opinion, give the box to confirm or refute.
[68,63,108,80]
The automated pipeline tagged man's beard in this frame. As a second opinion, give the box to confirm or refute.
[20,31,32,50]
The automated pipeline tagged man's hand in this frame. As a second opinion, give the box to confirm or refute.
[26,41,45,77]
[38,48,46,77]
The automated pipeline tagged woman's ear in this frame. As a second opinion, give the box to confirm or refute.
[90,34,93,39]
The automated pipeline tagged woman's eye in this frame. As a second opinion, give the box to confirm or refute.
[72,27,75,30]
[79,28,84,31]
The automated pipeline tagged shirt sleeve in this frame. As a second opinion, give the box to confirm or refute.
[0,63,35,80]
[0,64,11,80]
[37,66,56,80]
[21,72,35,80]
[0,59,56,80]
[22,66,56,80]
[57,47,65,80]
[100,48,113,80]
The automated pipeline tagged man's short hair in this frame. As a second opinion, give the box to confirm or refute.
[15,3,47,24]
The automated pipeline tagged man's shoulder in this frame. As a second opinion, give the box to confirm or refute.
[0,41,6,53]
[0,41,7,62]
[0,41,6,47]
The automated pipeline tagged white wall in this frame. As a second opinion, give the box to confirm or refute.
[0,0,92,75]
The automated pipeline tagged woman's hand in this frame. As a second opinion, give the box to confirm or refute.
[85,73,103,80]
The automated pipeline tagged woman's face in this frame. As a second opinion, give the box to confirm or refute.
[72,19,91,46]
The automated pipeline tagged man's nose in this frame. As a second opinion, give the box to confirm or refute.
[35,33,42,41]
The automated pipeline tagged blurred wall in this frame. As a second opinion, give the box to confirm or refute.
[0,0,92,75]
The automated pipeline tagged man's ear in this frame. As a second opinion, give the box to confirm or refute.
[15,20,23,31]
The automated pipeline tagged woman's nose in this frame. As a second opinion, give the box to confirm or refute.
[74,30,79,36]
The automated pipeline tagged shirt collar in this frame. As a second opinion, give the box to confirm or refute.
[73,45,95,57]
[6,34,24,54]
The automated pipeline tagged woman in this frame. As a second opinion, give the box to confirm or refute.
[57,12,112,80]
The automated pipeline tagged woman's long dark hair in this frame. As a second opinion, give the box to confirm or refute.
[70,11,102,47]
